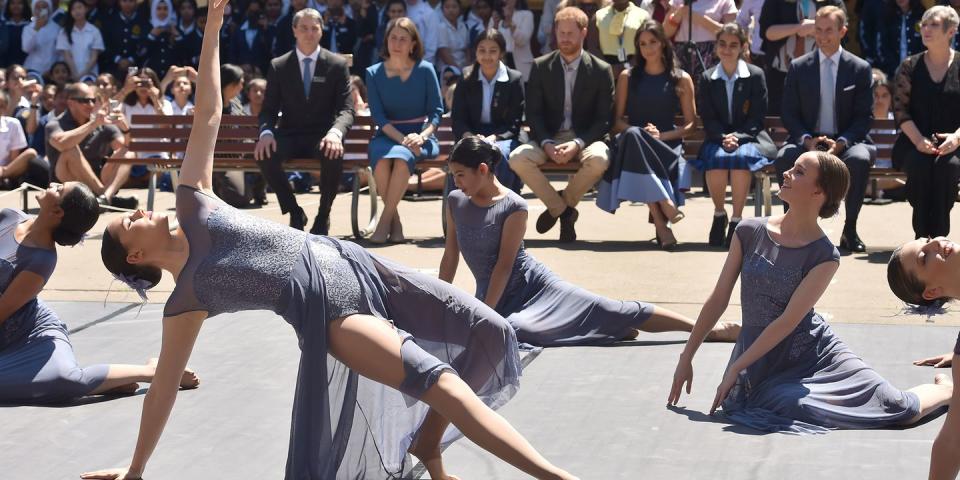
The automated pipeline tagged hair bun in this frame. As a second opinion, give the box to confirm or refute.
[53,229,83,247]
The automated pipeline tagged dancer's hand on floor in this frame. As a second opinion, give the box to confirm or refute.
[913,353,953,368]
[668,358,693,406]
[710,369,738,415]
[80,467,142,479]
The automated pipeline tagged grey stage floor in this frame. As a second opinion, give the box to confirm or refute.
[1,302,956,479]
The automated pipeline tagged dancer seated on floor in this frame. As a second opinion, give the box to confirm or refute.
[887,237,960,478]
[668,151,953,434]
[82,3,575,480]
[0,182,198,405]
[441,137,740,347]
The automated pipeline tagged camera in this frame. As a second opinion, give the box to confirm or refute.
[815,141,831,152]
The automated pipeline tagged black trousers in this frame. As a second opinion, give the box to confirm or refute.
[257,133,343,221]
[901,149,960,238]
[775,142,873,228]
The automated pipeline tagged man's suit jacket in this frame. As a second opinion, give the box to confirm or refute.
[781,48,873,146]
[451,65,525,141]
[524,50,614,145]
[259,48,355,138]
[697,62,777,159]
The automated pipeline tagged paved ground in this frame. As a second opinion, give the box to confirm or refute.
[1,183,958,479]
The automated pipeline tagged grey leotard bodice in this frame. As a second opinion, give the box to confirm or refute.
[164,186,362,323]
[447,189,531,305]
[0,209,58,349]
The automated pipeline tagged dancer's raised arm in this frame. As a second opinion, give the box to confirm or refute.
[178,0,228,192]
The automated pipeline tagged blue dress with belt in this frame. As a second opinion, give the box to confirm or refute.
[366,60,444,173]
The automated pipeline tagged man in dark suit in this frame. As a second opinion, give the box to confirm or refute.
[776,5,873,252]
[255,8,355,234]
[508,6,614,243]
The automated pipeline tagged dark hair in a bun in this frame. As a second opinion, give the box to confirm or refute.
[53,183,99,246]
[448,136,502,170]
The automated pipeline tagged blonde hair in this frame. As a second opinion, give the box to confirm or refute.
[816,5,847,28]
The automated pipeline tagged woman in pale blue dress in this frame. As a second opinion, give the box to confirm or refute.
[365,17,443,244]
[669,150,952,434]
[0,182,197,404]
[442,137,740,347]
[83,5,575,480]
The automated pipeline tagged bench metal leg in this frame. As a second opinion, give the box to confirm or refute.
[351,166,379,240]
[762,175,772,216]
[147,168,157,212]
[753,172,763,217]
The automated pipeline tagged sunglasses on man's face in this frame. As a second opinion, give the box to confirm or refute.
[71,97,96,104]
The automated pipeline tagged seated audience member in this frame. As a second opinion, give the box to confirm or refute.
[452,28,525,193]
[94,73,118,102]
[3,0,31,67]
[758,0,844,115]
[878,0,925,78]
[350,74,370,115]
[892,5,960,239]
[489,0,535,81]
[56,0,104,81]
[436,0,472,81]
[243,77,266,116]
[22,0,61,80]
[365,17,442,243]
[509,6,613,243]
[321,0,357,56]
[775,6,873,253]
[594,0,649,73]
[144,0,179,78]
[173,0,202,67]
[46,82,139,209]
[597,19,692,249]
[692,23,774,247]
[46,61,73,88]
[0,91,48,188]
[868,68,904,199]
[663,0,737,79]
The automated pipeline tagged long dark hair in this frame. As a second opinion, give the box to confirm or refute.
[632,19,683,91]
[466,28,506,81]
[4,0,31,22]
[52,183,99,246]
[101,228,163,292]
[449,135,502,169]
[124,67,161,105]
[62,0,89,45]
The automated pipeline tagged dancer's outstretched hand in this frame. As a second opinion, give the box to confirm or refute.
[80,467,141,479]
[668,358,693,406]
[709,369,737,415]
[914,353,953,368]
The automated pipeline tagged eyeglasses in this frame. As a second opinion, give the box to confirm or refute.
[71,97,96,104]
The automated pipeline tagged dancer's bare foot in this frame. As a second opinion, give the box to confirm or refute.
[389,215,405,243]
[409,441,459,480]
[148,358,200,389]
[103,382,139,395]
[620,328,641,341]
[705,322,741,342]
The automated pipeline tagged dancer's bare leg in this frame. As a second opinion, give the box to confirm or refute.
[88,358,200,395]
[408,409,457,480]
[634,305,740,342]
[328,314,576,480]
[902,374,954,425]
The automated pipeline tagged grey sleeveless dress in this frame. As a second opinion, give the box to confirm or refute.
[0,209,109,403]
[721,218,920,433]
[448,189,654,346]
[167,186,522,479]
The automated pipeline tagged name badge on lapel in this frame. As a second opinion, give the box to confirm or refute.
[313,76,326,83]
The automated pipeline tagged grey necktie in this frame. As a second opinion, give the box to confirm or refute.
[818,57,835,135]
[302,57,313,98]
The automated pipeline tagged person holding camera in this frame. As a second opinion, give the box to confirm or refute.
[775,6,873,253]
[46,82,138,209]
[21,0,60,80]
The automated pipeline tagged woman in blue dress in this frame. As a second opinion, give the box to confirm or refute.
[669,151,953,434]
[597,19,695,250]
[442,136,740,347]
[887,237,960,478]
[691,23,775,248]
[84,4,575,480]
[0,181,198,404]
[365,17,444,244]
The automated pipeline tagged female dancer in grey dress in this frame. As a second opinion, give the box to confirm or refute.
[83,3,575,480]
[442,137,740,347]
[887,234,960,478]
[669,151,952,433]
[0,182,197,404]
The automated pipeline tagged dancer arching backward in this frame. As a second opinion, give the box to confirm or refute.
[668,151,953,434]
[81,3,576,480]
[441,137,740,347]
[0,182,198,404]
[888,237,960,478]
